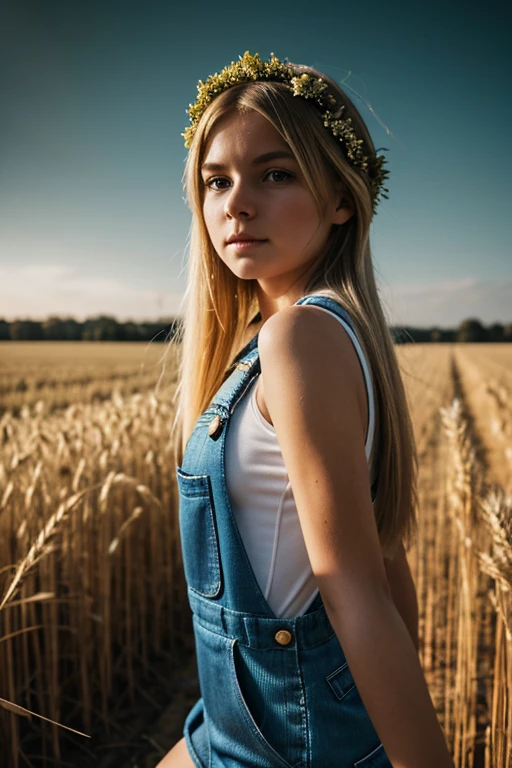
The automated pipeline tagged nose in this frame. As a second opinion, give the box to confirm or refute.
[224,181,256,220]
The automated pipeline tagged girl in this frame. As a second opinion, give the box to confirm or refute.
[158,52,454,768]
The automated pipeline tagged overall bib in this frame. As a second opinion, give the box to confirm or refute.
[176,294,391,768]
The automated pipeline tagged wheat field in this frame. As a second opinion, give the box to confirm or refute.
[0,341,511,767]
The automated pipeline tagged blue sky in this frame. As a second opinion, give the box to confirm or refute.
[1,0,509,328]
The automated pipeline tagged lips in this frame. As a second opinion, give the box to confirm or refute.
[227,239,268,249]
[226,235,266,244]
[236,238,263,242]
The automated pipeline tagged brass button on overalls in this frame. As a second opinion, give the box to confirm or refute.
[274,629,292,645]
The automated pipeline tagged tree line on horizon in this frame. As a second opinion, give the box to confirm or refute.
[0,315,511,344]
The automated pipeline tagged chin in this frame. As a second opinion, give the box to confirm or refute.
[225,261,265,279]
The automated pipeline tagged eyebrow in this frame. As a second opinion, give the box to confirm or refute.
[201,150,296,172]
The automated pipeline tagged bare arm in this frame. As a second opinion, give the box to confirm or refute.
[259,306,453,768]
[385,542,419,653]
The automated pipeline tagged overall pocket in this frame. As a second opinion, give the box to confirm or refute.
[176,467,222,598]
[192,618,295,768]
[229,638,296,768]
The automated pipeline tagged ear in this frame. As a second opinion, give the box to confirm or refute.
[333,200,354,226]
[330,178,354,225]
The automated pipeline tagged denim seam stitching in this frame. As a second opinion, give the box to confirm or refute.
[294,635,309,768]
[326,661,348,681]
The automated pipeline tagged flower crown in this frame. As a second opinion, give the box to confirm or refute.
[182,51,390,215]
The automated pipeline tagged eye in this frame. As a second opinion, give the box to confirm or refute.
[204,176,229,190]
[265,169,293,183]
[204,169,294,190]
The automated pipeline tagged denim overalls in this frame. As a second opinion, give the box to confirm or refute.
[176,294,390,768]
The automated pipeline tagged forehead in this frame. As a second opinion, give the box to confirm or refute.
[202,110,291,164]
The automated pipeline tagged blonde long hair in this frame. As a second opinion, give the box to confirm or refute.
[169,62,418,560]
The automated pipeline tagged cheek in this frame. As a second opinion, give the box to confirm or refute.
[202,201,219,239]
[202,198,211,223]
[280,195,321,237]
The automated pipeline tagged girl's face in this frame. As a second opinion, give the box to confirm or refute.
[201,110,352,298]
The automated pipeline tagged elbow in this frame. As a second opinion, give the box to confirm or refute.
[320,578,420,657]
[319,576,394,622]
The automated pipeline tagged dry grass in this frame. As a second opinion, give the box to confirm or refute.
[396,344,511,768]
[477,489,512,767]
[1,340,511,767]
[454,344,512,491]
[0,341,167,417]
[0,341,189,767]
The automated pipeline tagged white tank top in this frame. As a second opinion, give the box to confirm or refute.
[225,293,376,619]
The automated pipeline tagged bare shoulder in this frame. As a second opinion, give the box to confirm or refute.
[258,304,368,421]
[258,305,389,608]
[260,302,363,359]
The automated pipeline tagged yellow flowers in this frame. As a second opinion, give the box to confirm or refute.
[182,51,390,214]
